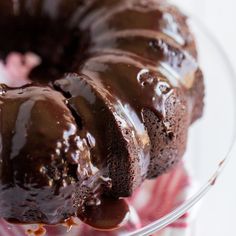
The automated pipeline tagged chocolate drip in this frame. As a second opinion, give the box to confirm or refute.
[78,197,130,230]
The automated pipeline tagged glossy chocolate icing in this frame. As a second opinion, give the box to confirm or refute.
[0,84,110,224]
[0,0,204,229]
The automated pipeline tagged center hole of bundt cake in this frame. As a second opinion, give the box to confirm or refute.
[0,15,88,85]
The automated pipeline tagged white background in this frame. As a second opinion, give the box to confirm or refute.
[172,0,236,235]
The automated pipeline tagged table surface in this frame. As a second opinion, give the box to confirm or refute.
[172,0,236,235]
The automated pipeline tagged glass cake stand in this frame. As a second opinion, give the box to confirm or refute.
[1,15,236,236]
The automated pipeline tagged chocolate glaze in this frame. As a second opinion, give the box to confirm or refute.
[0,84,109,224]
[0,0,204,229]
[89,36,197,88]
[80,0,197,56]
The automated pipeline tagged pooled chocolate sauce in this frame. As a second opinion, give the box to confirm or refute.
[78,197,130,230]
[63,199,129,232]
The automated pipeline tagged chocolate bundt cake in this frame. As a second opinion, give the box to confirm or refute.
[0,0,204,226]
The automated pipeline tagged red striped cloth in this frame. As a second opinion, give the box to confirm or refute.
[0,161,192,236]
